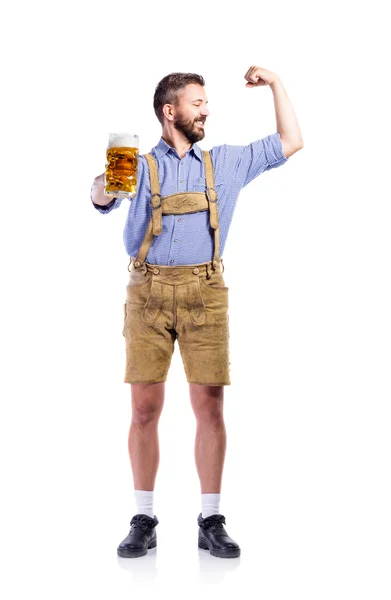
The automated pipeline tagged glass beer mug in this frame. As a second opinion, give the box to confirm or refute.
[104,133,139,198]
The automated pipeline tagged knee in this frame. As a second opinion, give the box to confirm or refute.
[131,402,161,426]
[131,383,164,426]
[192,388,225,426]
[198,407,224,427]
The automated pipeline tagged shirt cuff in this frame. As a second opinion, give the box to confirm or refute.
[263,132,289,168]
[92,197,119,213]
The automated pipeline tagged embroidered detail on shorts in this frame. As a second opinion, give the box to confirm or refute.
[141,281,164,324]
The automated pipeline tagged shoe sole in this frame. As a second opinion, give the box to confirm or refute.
[198,539,240,558]
[117,539,157,558]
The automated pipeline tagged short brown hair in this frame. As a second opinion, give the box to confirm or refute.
[153,72,205,125]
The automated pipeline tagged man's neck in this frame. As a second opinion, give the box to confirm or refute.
[161,128,192,159]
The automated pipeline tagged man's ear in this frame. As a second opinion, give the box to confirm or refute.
[162,104,175,122]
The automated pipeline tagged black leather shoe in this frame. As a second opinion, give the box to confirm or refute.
[198,513,240,558]
[117,514,158,558]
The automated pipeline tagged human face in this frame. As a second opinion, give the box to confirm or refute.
[173,84,210,143]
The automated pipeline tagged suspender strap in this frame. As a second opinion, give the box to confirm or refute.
[134,219,154,267]
[144,153,162,236]
[212,226,220,268]
[203,151,220,267]
[202,150,219,230]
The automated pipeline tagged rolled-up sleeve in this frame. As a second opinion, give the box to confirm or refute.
[215,131,288,189]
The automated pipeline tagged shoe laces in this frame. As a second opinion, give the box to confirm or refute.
[200,514,226,532]
[130,515,155,532]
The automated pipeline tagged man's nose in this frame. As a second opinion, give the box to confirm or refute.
[201,105,210,117]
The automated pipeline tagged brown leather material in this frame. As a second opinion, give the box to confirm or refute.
[144,154,160,196]
[203,150,219,230]
[144,153,162,236]
[122,260,230,385]
[159,192,209,215]
[135,219,154,266]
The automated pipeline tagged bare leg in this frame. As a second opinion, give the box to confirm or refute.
[128,382,165,490]
[189,384,226,493]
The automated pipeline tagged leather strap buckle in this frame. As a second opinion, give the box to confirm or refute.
[150,193,162,209]
[206,187,217,203]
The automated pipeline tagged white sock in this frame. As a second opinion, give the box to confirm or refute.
[201,493,221,518]
[134,490,154,518]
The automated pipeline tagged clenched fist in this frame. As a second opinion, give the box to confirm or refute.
[244,66,278,87]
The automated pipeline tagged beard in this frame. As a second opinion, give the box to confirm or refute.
[173,112,205,143]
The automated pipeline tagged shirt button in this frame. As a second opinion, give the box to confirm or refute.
[153,268,160,274]
[178,218,182,222]
[193,268,200,274]
[170,259,174,264]
[180,180,184,183]
[174,239,178,242]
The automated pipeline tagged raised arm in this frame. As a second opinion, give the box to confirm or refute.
[244,65,304,159]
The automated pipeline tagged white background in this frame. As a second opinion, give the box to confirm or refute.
[1,0,390,598]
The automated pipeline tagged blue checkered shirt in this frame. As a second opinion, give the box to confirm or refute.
[93,132,288,265]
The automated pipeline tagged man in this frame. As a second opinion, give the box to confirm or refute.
[91,65,303,559]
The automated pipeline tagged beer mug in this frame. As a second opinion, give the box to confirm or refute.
[104,133,139,198]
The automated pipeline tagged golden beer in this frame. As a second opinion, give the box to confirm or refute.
[104,133,139,198]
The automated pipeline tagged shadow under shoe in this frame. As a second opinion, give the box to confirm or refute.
[197,513,240,558]
[117,514,159,558]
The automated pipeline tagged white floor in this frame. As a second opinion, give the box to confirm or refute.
[5,489,390,599]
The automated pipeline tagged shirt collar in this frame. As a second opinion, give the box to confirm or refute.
[154,137,203,162]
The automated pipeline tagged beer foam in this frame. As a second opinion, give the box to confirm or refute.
[108,133,138,148]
